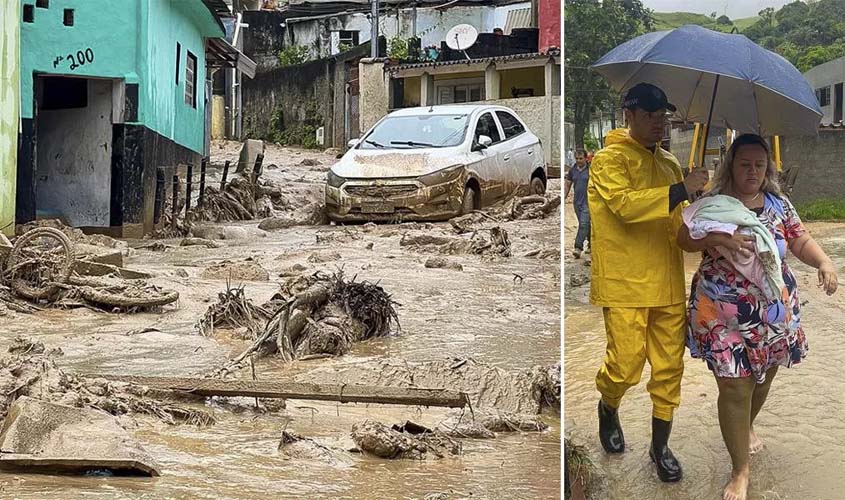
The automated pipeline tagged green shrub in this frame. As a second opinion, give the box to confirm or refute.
[388,37,409,60]
[278,46,311,67]
[266,100,323,149]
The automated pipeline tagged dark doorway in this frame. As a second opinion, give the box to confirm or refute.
[835,83,843,123]
[34,76,114,228]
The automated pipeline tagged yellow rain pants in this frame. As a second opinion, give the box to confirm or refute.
[587,128,688,420]
[596,304,686,421]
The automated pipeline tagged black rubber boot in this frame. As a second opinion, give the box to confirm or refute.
[597,399,625,453]
[649,417,683,482]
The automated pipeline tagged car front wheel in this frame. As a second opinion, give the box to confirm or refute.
[530,176,546,195]
[460,186,477,215]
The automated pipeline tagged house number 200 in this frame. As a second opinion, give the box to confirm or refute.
[66,48,94,70]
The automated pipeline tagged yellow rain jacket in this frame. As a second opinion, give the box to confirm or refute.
[587,129,686,308]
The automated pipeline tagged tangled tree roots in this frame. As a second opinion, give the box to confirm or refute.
[196,283,271,338]
[193,175,271,223]
[213,272,399,375]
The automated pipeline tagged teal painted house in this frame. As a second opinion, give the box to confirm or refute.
[16,0,252,237]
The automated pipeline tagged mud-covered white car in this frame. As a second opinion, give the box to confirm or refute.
[325,105,547,222]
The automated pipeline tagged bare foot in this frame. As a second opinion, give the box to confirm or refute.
[723,467,750,500]
[749,427,763,455]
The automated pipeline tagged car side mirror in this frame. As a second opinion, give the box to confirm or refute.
[347,138,360,148]
[472,135,492,152]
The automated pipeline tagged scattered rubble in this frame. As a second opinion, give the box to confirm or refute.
[180,238,220,248]
[424,257,463,271]
[307,251,342,263]
[351,420,460,460]
[400,227,511,257]
[435,410,549,438]
[201,260,270,282]
[299,358,560,415]
[0,340,214,427]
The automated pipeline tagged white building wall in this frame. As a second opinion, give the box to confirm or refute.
[288,3,531,59]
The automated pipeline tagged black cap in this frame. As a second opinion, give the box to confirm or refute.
[622,83,676,112]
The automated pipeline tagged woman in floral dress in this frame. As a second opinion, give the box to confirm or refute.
[677,134,839,500]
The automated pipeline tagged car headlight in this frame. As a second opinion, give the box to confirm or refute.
[327,170,345,188]
[418,165,465,186]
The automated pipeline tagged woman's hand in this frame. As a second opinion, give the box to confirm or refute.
[818,261,838,295]
[719,232,756,260]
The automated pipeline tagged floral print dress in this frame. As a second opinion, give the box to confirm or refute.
[687,192,806,384]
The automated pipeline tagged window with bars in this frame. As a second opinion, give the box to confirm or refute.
[185,51,197,108]
[338,30,359,47]
[817,86,831,106]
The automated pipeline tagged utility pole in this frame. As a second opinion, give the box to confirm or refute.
[371,0,380,58]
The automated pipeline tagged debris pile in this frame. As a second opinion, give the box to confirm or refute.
[196,284,272,339]
[351,420,460,460]
[504,195,562,221]
[2,226,178,311]
[400,227,511,257]
[201,259,271,282]
[436,410,549,438]
[0,338,213,427]
[194,175,270,223]
[531,362,561,413]
[299,358,560,415]
[208,272,399,374]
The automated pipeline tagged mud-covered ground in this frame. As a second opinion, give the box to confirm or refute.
[563,201,845,500]
[0,142,562,499]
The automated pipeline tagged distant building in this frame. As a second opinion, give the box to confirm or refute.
[16,0,253,237]
[805,56,845,125]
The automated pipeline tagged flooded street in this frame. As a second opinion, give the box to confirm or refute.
[564,204,845,500]
[0,143,561,499]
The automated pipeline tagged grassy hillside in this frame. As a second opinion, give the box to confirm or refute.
[733,16,759,31]
[651,11,748,33]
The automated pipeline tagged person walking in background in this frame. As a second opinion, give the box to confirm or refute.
[564,149,591,258]
[678,133,838,500]
[588,82,709,483]
[565,148,576,169]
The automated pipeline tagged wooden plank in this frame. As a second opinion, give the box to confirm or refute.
[82,375,469,408]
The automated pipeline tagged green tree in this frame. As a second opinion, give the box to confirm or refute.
[717,15,732,25]
[564,0,653,148]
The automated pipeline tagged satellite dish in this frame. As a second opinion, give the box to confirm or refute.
[446,24,478,52]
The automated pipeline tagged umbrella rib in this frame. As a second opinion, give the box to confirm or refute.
[684,72,705,123]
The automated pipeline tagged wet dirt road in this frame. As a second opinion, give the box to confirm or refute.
[0,144,561,499]
[564,203,845,500]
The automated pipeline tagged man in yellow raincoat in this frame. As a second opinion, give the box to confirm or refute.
[588,83,709,483]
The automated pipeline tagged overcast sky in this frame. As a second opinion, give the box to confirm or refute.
[642,0,793,20]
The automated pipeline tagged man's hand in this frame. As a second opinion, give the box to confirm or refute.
[684,167,709,196]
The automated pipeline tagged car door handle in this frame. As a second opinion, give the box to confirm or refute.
[503,155,511,162]
[527,150,534,156]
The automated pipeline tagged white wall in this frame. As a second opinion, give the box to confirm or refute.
[289,3,531,59]
[36,79,113,227]
[804,57,845,124]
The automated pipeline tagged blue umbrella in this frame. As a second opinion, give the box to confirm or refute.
[592,25,822,140]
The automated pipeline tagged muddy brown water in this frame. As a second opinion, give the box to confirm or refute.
[564,203,845,500]
[0,181,561,498]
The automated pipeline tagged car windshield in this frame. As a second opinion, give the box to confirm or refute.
[359,114,469,149]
